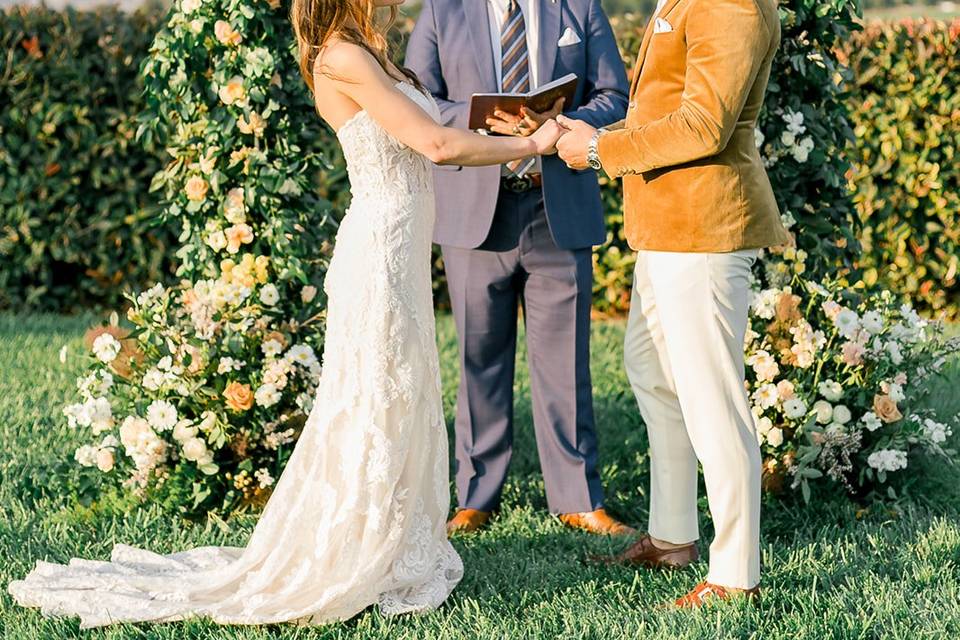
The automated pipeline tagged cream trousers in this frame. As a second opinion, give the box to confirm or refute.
[624,249,761,589]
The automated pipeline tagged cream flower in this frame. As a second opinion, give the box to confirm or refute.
[206,229,227,253]
[834,309,860,339]
[841,340,865,366]
[223,188,246,224]
[301,285,318,304]
[860,411,882,432]
[214,20,242,46]
[766,427,784,447]
[96,448,115,472]
[261,339,284,358]
[259,283,280,306]
[218,76,246,105]
[255,383,282,408]
[92,333,121,363]
[752,383,779,410]
[225,223,254,254]
[146,400,178,432]
[238,112,267,137]
[782,397,807,420]
[818,379,843,402]
[813,400,833,424]
[185,175,209,202]
[832,404,852,425]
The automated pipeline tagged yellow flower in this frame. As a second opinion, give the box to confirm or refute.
[238,112,266,137]
[214,20,242,46]
[225,224,254,254]
[254,255,270,283]
[218,76,246,106]
[185,175,209,201]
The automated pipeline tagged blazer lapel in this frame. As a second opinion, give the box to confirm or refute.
[462,0,498,91]
[538,0,562,84]
[629,0,685,95]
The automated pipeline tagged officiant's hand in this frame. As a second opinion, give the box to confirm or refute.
[485,98,565,137]
[555,115,596,170]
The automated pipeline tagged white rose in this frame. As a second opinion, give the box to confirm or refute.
[832,404,852,425]
[173,419,199,442]
[813,400,833,425]
[766,427,784,448]
[259,284,280,306]
[182,437,209,462]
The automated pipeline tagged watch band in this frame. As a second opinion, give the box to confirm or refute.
[587,128,607,171]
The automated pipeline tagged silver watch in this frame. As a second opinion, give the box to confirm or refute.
[586,128,607,171]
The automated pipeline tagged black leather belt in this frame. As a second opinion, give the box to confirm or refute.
[501,173,543,193]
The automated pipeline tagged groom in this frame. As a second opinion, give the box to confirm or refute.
[556,0,789,606]
[406,0,630,535]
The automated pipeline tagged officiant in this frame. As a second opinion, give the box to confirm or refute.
[406,0,629,536]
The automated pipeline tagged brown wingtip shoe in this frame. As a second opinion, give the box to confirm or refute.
[674,581,761,608]
[446,509,491,536]
[558,508,636,536]
[591,533,699,569]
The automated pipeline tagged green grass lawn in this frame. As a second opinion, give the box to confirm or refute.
[1,313,959,639]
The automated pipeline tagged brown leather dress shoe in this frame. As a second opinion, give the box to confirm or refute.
[557,508,636,536]
[446,509,491,536]
[593,533,699,569]
[674,580,760,608]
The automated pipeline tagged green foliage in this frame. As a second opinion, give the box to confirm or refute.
[844,19,960,319]
[0,5,173,311]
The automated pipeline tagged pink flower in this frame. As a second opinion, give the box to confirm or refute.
[822,300,842,321]
[841,340,865,366]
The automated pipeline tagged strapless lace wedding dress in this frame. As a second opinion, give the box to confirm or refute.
[8,82,463,628]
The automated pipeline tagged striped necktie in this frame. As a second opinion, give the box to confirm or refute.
[501,0,535,177]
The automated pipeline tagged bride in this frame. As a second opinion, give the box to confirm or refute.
[8,0,562,629]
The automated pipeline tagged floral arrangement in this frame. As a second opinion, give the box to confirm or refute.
[65,268,323,510]
[746,250,958,500]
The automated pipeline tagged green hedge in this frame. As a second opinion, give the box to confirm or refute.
[2,5,956,317]
[844,19,960,319]
[0,5,172,311]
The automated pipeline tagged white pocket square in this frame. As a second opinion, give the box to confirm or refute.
[654,17,673,34]
[557,27,582,47]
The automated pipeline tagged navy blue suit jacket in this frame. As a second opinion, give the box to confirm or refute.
[406,0,629,250]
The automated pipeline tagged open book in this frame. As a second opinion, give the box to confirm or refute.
[468,73,579,131]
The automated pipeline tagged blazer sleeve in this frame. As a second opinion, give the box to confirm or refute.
[597,0,771,177]
[404,0,471,129]
[565,0,629,128]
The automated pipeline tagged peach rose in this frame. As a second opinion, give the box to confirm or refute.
[873,394,902,424]
[185,175,209,202]
[214,20,242,46]
[224,381,254,412]
[776,379,795,401]
[841,340,865,367]
[218,76,246,105]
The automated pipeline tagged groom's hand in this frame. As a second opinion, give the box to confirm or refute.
[555,115,596,170]
[485,98,565,137]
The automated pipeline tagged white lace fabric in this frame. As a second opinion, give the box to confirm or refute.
[8,82,464,629]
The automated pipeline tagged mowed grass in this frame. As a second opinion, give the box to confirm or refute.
[1,313,959,639]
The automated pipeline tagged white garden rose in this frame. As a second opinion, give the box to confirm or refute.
[92,333,121,363]
[766,427,784,447]
[182,437,210,463]
[832,404,852,425]
[813,400,833,425]
[173,419,199,442]
[146,400,178,432]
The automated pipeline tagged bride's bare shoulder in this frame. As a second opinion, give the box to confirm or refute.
[314,40,384,85]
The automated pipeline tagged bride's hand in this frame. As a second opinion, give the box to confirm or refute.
[531,119,566,156]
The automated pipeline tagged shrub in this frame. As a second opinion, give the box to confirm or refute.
[843,19,960,320]
[66,0,337,513]
[0,5,173,311]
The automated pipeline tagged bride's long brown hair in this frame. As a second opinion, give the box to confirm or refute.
[290,0,421,94]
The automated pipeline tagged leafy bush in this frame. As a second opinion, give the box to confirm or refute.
[65,0,337,513]
[0,5,173,311]
[843,19,960,320]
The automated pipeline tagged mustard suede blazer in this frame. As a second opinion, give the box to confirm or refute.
[597,0,791,253]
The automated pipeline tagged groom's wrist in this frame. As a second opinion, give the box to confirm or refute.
[587,128,607,171]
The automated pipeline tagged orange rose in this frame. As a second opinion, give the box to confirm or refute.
[224,381,254,412]
[873,394,902,424]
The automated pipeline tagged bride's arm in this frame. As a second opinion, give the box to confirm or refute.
[317,43,560,166]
